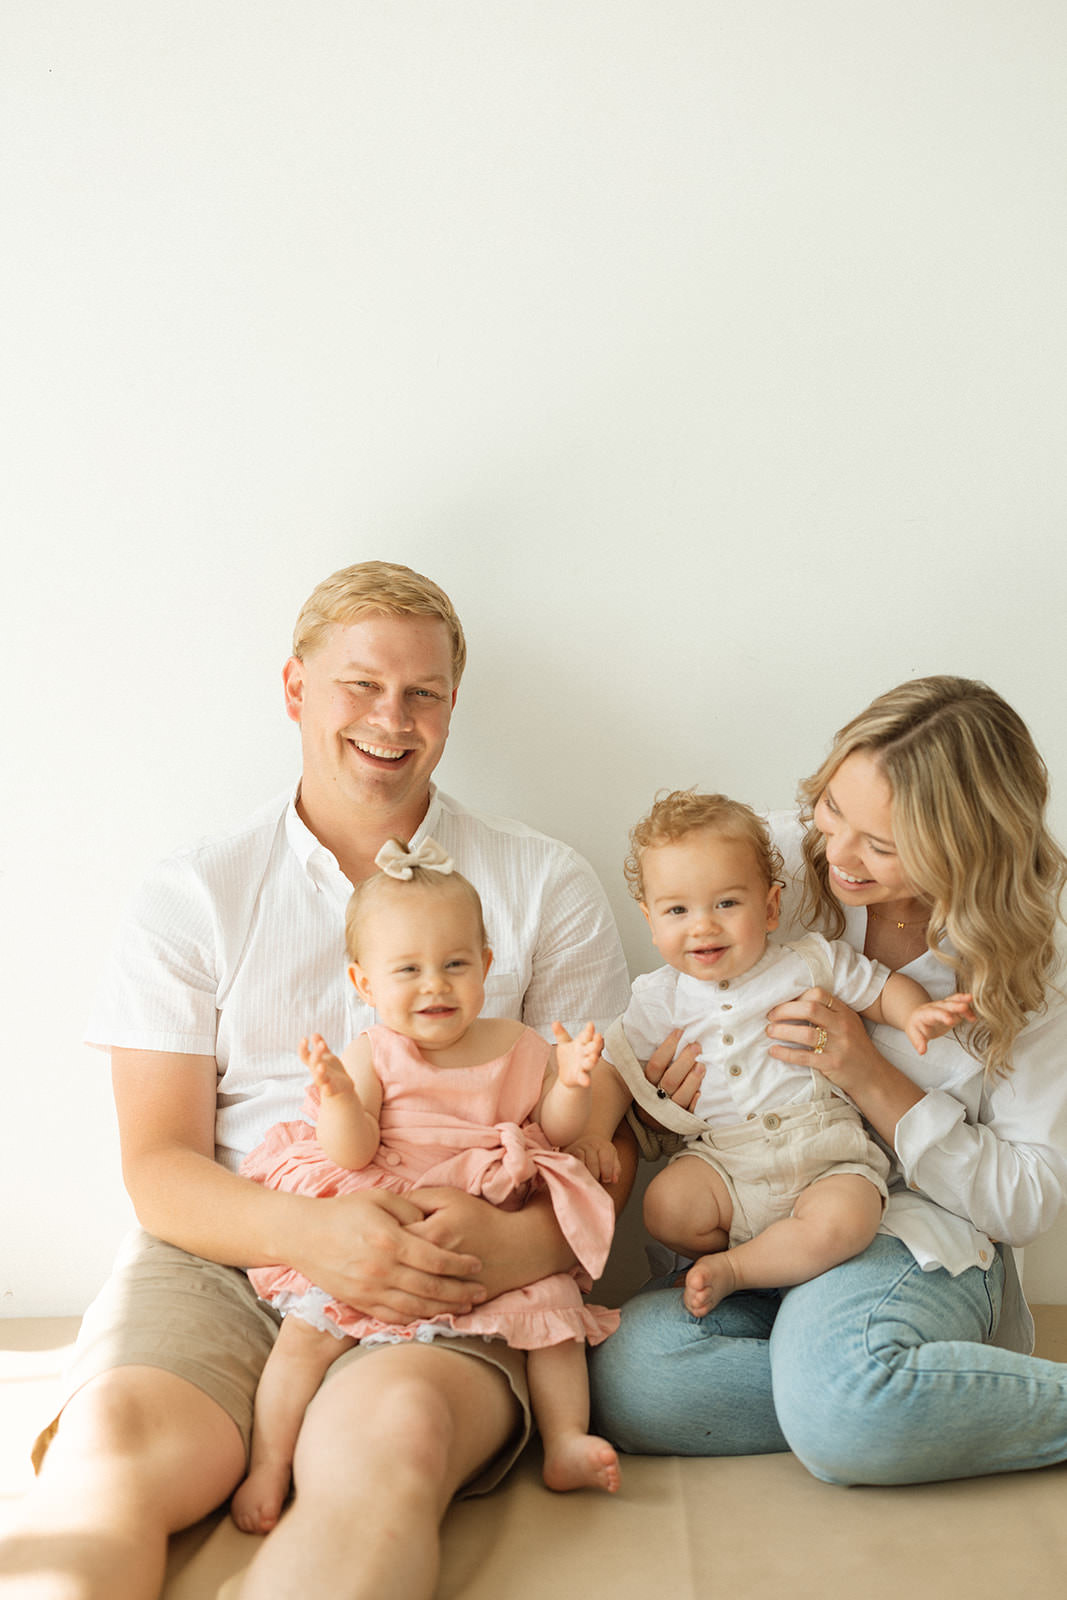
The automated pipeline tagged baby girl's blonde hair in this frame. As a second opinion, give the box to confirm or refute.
[344,844,488,962]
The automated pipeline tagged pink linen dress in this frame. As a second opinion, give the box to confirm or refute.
[242,1025,620,1349]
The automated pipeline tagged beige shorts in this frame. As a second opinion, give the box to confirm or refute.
[670,1098,891,1247]
[33,1229,532,1497]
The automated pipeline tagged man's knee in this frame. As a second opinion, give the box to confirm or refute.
[51,1371,176,1463]
[45,1368,245,1503]
[297,1366,454,1498]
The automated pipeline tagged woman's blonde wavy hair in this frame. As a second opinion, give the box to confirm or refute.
[798,676,1066,1077]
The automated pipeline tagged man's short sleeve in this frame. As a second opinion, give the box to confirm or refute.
[517,850,630,1037]
[86,855,220,1056]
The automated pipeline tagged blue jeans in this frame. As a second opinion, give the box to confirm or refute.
[589,1235,1067,1484]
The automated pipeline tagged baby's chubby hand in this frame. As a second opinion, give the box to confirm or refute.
[299,1033,355,1097]
[566,1134,622,1186]
[551,1021,604,1089]
[905,993,974,1056]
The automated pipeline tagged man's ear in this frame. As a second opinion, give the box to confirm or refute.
[348,962,374,1005]
[282,657,305,724]
[766,882,783,932]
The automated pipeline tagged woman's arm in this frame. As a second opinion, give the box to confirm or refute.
[765,989,1067,1245]
[895,999,1067,1245]
[766,987,924,1142]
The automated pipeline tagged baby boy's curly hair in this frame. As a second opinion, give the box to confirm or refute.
[624,790,784,903]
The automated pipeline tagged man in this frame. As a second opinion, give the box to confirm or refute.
[4,562,630,1600]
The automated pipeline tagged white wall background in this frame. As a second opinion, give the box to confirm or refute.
[3,1,1066,1315]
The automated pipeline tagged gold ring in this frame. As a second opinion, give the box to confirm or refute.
[813,1026,828,1055]
[825,996,835,1011]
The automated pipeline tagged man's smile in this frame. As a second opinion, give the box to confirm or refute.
[348,738,416,764]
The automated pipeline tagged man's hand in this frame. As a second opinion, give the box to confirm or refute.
[409,1186,573,1302]
[642,1029,704,1113]
[287,1189,487,1324]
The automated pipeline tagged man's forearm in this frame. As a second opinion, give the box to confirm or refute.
[121,1144,311,1270]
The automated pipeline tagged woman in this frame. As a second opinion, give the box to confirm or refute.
[589,675,1067,1484]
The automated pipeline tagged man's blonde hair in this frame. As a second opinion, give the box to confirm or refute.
[345,850,487,963]
[293,561,467,686]
[624,790,783,903]
[798,675,1066,1076]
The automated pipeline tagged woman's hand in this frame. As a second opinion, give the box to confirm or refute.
[642,1028,705,1113]
[765,986,881,1095]
[765,986,923,1143]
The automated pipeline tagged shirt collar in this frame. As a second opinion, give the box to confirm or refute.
[284,782,323,876]
[284,781,443,879]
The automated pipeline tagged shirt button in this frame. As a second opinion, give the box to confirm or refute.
[978,1249,990,1265]
[763,1113,781,1130]
[721,1003,733,1011]
[728,1064,742,1078]
[722,1033,734,1045]
[383,1152,401,1167]
[718,980,730,991]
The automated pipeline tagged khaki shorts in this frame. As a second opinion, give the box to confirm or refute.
[671,1098,890,1247]
[33,1229,532,1497]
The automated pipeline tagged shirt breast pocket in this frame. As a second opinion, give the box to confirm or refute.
[481,971,522,1019]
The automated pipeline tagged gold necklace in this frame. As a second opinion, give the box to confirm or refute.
[868,908,929,932]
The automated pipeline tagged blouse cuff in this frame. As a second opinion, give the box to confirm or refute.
[894,1089,966,1183]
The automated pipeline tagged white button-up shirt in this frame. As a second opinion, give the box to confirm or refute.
[769,810,1067,1354]
[87,784,630,1172]
[614,937,888,1127]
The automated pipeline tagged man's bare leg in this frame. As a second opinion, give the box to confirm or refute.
[0,1367,246,1600]
[235,1343,519,1600]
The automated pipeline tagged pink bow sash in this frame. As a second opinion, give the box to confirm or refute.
[420,1121,616,1281]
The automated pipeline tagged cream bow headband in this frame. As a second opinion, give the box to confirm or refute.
[374,836,456,881]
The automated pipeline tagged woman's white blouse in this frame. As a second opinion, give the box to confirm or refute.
[770,811,1067,1354]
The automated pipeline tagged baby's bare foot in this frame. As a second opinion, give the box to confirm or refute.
[684,1252,738,1317]
[230,1461,291,1535]
[542,1432,621,1494]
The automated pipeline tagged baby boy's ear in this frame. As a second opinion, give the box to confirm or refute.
[482,946,494,978]
[766,882,783,930]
